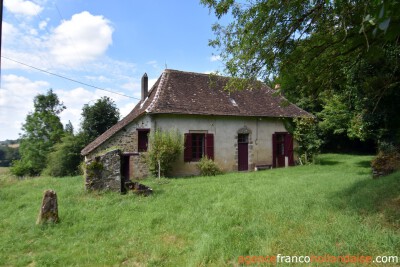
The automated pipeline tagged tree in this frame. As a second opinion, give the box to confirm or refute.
[202,0,400,147]
[146,130,183,178]
[292,117,322,165]
[44,133,86,177]
[81,97,120,143]
[10,90,65,176]
[65,120,74,135]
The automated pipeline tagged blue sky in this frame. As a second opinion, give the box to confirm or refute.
[0,0,228,140]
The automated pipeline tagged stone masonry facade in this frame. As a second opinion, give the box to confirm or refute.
[85,149,122,192]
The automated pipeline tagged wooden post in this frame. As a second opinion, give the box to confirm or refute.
[36,190,59,224]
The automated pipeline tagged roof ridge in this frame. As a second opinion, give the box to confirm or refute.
[146,71,167,113]
[165,69,230,79]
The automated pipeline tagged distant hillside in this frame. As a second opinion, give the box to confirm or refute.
[0,139,20,146]
[0,140,20,167]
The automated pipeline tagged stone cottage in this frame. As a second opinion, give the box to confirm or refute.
[81,69,311,183]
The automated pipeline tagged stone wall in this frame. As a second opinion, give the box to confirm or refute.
[89,130,138,159]
[87,115,152,160]
[85,149,122,192]
[130,153,149,179]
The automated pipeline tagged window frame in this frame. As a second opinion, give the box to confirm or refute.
[137,128,150,152]
[184,132,214,162]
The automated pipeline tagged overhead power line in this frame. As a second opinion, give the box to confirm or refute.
[1,55,139,100]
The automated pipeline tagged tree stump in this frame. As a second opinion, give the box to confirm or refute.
[36,190,59,224]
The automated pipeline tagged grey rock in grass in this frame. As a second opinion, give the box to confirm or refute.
[36,189,59,224]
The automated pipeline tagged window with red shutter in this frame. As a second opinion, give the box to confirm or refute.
[184,132,214,162]
[285,133,294,166]
[184,133,192,162]
[205,133,214,160]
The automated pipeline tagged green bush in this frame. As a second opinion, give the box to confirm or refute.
[147,129,183,178]
[44,134,86,177]
[10,160,32,177]
[197,156,222,176]
[292,117,322,165]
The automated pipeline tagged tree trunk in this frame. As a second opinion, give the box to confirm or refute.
[157,159,161,179]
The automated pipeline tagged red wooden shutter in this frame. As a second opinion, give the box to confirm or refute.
[272,133,277,168]
[285,133,294,166]
[184,133,192,162]
[205,133,214,160]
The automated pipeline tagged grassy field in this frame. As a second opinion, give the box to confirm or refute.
[0,154,399,266]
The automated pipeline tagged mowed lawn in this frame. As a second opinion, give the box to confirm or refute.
[0,154,399,266]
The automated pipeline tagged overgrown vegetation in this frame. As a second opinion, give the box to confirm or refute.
[197,156,222,176]
[371,141,400,177]
[44,134,87,177]
[146,129,183,178]
[9,91,120,178]
[10,90,65,176]
[84,160,104,179]
[202,0,400,153]
[0,154,399,266]
[292,117,322,165]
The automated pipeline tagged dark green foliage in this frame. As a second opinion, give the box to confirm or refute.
[146,130,183,178]
[44,134,86,177]
[65,121,74,135]
[196,156,222,176]
[81,97,120,143]
[0,145,20,167]
[202,0,400,148]
[10,90,65,176]
[292,117,322,165]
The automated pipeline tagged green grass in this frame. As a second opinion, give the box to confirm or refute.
[0,154,399,266]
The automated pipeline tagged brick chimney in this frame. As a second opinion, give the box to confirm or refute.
[141,73,148,101]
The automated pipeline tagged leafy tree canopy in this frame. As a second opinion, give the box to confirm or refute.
[11,89,65,176]
[80,96,120,143]
[202,0,400,144]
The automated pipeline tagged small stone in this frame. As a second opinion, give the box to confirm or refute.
[36,190,59,224]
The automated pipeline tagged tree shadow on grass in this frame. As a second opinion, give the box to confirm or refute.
[317,159,341,166]
[355,160,372,168]
[333,171,400,229]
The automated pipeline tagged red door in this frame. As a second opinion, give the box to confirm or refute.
[276,134,286,167]
[272,132,294,168]
[238,134,249,171]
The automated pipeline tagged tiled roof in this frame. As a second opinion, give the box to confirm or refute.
[81,69,312,155]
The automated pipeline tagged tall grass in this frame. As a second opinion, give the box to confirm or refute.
[0,154,399,266]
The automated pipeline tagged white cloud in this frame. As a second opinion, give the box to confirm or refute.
[210,55,221,62]
[54,87,138,133]
[30,28,38,35]
[0,74,143,140]
[146,60,159,69]
[49,11,114,66]
[121,82,140,91]
[0,75,49,140]
[85,75,110,83]
[4,0,43,16]
[2,22,18,38]
[39,19,49,30]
